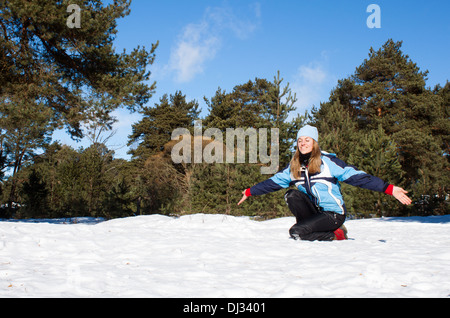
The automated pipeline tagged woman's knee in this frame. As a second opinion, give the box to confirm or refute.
[289,223,311,237]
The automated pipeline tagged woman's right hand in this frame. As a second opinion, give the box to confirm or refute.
[237,190,249,206]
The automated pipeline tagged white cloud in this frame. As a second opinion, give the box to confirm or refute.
[168,3,261,83]
[169,21,220,83]
[290,59,335,114]
[205,6,259,40]
[298,64,327,84]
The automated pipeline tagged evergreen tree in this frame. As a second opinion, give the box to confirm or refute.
[136,153,186,215]
[0,0,157,138]
[20,169,49,218]
[126,90,200,214]
[312,99,359,160]
[128,91,200,160]
[0,149,4,199]
[267,71,301,168]
[53,145,85,217]
[0,0,158,217]
[0,96,53,215]
[204,73,302,168]
[202,88,236,131]
[196,74,302,218]
[102,177,134,219]
[78,143,114,216]
[433,82,450,163]
[190,162,234,215]
[16,142,137,219]
[30,142,64,217]
[315,39,449,215]
[343,125,405,217]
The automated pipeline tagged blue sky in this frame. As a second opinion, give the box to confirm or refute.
[54,0,450,159]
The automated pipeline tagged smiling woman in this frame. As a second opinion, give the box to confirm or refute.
[238,125,412,241]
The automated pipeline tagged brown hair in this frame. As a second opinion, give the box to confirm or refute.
[290,140,322,179]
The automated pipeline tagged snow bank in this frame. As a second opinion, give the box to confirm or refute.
[1,214,449,297]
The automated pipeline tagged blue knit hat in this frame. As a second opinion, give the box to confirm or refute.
[297,125,319,142]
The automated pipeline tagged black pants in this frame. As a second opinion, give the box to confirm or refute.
[285,189,345,241]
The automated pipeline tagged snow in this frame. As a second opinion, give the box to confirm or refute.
[1,213,449,298]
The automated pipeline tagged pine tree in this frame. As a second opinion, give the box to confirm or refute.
[197,74,302,217]
[0,0,157,138]
[127,91,199,215]
[128,91,200,160]
[20,169,49,218]
[102,177,134,219]
[203,88,236,131]
[78,143,114,216]
[28,142,63,217]
[17,142,137,219]
[313,101,405,216]
[433,82,450,164]
[344,125,405,217]
[312,99,360,160]
[204,73,301,168]
[267,71,301,168]
[0,96,53,215]
[0,1,158,217]
[316,39,449,215]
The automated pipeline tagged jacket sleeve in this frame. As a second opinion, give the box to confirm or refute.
[327,156,391,193]
[249,165,293,196]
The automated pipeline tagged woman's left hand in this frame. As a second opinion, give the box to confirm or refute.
[392,186,412,205]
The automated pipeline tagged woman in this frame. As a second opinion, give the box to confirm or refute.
[238,125,412,241]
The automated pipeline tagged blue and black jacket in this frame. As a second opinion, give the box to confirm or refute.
[247,152,393,215]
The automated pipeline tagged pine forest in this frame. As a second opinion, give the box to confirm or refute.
[1,2,448,220]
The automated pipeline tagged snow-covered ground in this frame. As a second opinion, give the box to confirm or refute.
[1,213,449,298]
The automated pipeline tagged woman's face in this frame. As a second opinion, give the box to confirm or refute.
[298,136,314,154]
